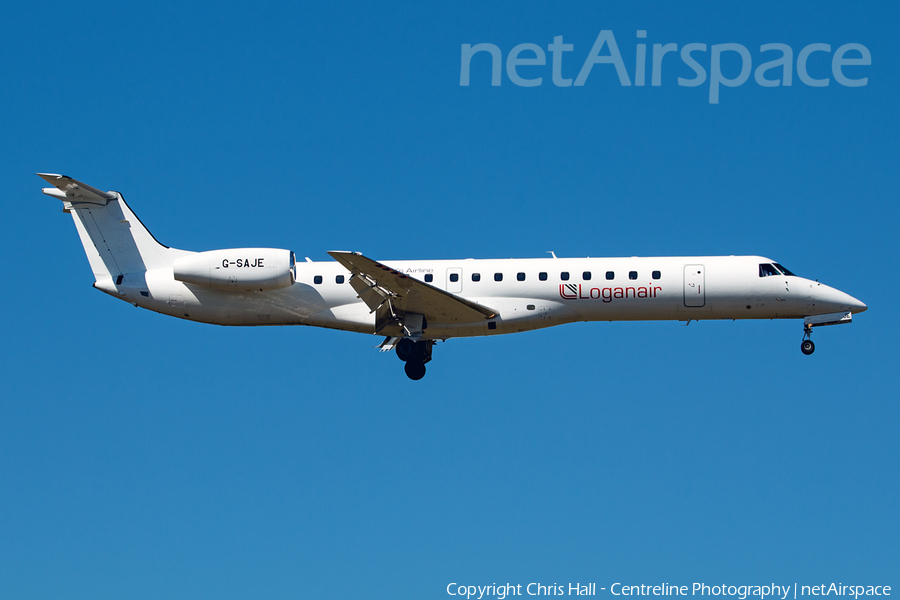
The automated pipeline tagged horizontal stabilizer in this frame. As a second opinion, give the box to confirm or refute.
[37,173,115,205]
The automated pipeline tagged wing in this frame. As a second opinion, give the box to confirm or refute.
[328,251,498,325]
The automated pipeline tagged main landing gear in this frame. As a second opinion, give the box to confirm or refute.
[800,323,815,355]
[395,338,434,380]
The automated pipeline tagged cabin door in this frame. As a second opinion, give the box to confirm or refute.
[683,265,705,307]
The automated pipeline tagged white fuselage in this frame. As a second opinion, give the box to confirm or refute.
[39,174,866,378]
[113,255,865,340]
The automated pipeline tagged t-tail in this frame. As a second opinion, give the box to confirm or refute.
[39,173,192,300]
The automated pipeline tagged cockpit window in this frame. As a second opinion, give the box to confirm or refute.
[759,263,780,277]
[773,263,796,276]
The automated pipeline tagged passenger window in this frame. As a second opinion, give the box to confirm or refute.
[494,273,503,282]
[606,271,614,280]
[450,273,459,283]
[472,273,481,282]
[652,270,661,280]
[424,274,433,283]
[759,263,780,277]
[561,272,570,281]
[583,271,591,281]
[517,272,526,281]
[335,275,345,284]
[629,271,638,280]
[539,272,547,281]
[314,275,322,284]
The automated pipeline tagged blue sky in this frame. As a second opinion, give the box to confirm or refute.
[1,1,897,599]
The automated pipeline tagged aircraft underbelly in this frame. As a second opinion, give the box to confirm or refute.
[135,275,333,326]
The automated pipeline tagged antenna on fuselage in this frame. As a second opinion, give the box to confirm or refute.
[547,251,557,259]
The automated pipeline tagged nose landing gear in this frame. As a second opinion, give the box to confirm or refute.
[800,324,815,355]
[395,338,434,380]
[799,310,855,356]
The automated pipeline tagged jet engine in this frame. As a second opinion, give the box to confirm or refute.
[173,248,296,291]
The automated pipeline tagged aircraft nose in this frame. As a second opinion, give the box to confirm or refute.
[817,284,867,314]
[847,295,867,314]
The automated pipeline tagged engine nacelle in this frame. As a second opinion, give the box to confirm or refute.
[173,248,296,291]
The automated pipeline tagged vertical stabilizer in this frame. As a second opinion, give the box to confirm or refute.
[39,174,184,284]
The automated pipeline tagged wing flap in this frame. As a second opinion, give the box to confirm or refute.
[329,251,497,324]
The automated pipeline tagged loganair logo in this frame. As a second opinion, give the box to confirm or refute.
[560,283,662,303]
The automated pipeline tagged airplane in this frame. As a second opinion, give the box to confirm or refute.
[39,173,868,380]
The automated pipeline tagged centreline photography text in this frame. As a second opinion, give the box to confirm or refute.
[446,583,892,599]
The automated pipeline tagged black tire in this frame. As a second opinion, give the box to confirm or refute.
[396,338,419,362]
[405,361,426,380]
[801,339,815,355]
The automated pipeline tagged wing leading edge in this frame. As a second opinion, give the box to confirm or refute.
[328,251,498,326]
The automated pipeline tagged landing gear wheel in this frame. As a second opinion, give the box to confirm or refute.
[396,338,419,362]
[800,339,815,355]
[404,361,426,380]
